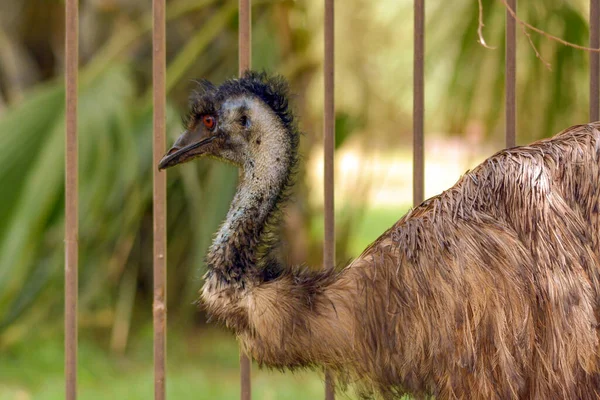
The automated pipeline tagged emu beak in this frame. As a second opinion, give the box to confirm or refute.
[158,131,216,170]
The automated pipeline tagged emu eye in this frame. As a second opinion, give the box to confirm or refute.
[240,115,249,128]
[202,115,216,130]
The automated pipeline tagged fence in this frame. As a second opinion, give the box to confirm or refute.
[63,0,600,399]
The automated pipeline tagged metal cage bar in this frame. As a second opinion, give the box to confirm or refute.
[324,0,335,398]
[505,0,517,147]
[152,0,168,398]
[239,0,252,399]
[413,0,425,206]
[591,0,599,121]
[239,0,252,74]
[65,0,79,398]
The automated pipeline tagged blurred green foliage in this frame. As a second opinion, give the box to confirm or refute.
[430,0,590,142]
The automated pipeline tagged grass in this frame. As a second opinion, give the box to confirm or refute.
[311,206,411,258]
[349,206,409,252]
[0,326,361,400]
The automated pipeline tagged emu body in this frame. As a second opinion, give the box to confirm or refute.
[160,72,600,399]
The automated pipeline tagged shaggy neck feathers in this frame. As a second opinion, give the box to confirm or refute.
[205,102,296,284]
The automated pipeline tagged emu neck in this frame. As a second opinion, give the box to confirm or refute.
[206,136,292,284]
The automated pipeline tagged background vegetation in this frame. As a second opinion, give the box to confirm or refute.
[0,0,594,398]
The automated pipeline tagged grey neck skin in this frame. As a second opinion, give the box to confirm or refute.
[206,110,293,284]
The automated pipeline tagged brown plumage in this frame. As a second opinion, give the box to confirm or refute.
[159,71,600,399]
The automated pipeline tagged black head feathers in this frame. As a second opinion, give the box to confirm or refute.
[188,71,300,146]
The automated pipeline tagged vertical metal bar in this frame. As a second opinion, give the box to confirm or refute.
[413,0,425,206]
[239,0,252,74]
[152,0,167,398]
[324,0,335,398]
[240,352,251,400]
[324,369,335,400]
[505,0,517,147]
[590,0,599,121]
[239,1,252,399]
[65,0,78,398]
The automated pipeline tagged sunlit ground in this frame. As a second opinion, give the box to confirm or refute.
[309,136,495,256]
[0,139,495,399]
[309,135,492,208]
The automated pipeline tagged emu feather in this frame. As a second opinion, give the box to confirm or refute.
[160,72,600,399]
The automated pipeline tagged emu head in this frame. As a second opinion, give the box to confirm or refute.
[158,71,299,172]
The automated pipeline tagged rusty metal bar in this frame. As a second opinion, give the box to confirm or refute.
[240,352,251,400]
[152,0,167,398]
[505,0,517,147]
[413,0,425,206]
[239,0,252,74]
[65,0,79,398]
[591,0,599,121]
[239,0,252,399]
[324,0,335,398]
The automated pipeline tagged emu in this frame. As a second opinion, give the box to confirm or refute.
[158,72,600,399]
